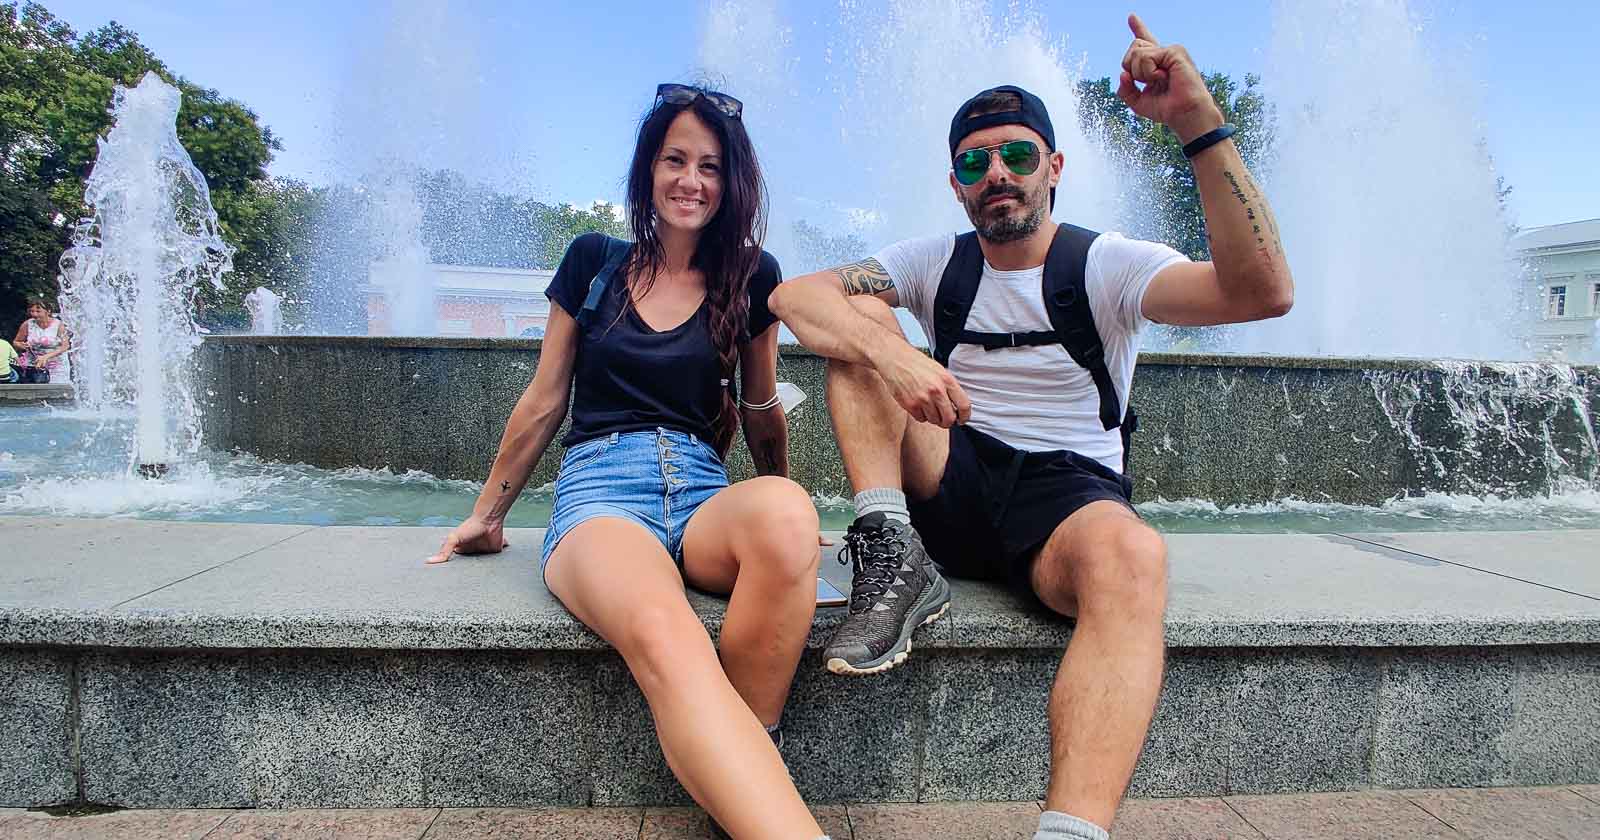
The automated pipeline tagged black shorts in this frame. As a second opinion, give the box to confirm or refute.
[908,423,1135,598]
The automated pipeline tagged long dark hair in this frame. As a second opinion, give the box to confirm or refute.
[623,90,767,456]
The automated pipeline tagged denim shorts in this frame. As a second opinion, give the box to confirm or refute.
[540,428,729,577]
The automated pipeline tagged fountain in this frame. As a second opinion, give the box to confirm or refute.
[2,0,1594,530]
[1237,0,1521,358]
[310,0,501,336]
[244,287,284,335]
[57,242,106,406]
[56,73,233,476]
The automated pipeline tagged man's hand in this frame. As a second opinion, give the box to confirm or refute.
[1116,14,1225,143]
[876,344,972,428]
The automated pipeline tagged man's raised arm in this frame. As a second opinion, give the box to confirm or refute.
[1120,13,1295,327]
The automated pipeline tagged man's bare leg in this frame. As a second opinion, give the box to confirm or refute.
[821,296,952,675]
[1031,501,1168,836]
[824,296,948,500]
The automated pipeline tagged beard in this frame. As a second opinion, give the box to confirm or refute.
[964,178,1048,243]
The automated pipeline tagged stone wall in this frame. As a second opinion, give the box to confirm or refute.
[196,337,1599,505]
[7,643,1597,808]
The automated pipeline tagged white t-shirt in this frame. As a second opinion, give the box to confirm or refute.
[875,229,1187,471]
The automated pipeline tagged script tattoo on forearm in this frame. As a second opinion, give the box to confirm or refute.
[835,259,895,296]
[1223,169,1284,258]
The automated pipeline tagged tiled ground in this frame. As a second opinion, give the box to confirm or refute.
[1,786,1596,839]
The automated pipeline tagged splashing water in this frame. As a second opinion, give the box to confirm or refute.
[57,74,233,472]
[367,175,434,335]
[1237,0,1519,358]
[1365,360,1599,493]
[700,0,1119,256]
[699,0,1526,361]
[313,0,501,336]
[243,287,284,335]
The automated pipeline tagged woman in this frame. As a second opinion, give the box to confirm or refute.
[13,299,70,384]
[429,85,830,840]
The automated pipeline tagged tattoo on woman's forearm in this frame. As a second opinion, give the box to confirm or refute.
[500,480,511,493]
[836,259,894,296]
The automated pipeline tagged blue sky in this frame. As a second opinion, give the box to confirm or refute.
[42,0,1600,232]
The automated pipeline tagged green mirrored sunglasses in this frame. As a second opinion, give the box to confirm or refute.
[952,139,1041,186]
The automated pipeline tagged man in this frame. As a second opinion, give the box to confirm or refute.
[768,14,1293,840]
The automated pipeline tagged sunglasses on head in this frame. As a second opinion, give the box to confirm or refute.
[952,139,1042,186]
[655,83,743,120]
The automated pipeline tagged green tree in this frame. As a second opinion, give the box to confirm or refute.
[0,2,84,321]
[1077,72,1273,262]
[198,178,320,329]
[0,1,283,332]
[531,200,629,269]
[1076,72,1274,351]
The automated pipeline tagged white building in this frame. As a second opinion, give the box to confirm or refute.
[1514,218,1600,362]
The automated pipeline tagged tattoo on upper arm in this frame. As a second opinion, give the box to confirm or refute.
[835,259,895,296]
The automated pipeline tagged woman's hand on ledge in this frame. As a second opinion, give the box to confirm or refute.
[427,515,508,565]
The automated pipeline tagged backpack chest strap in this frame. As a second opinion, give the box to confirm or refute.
[932,224,1124,431]
[957,329,1061,351]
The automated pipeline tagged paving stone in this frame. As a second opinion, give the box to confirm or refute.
[1113,797,1265,839]
[422,807,643,839]
[0,809,230,839]
[205,808,438,838]
[847,802,1042,840]
[1405,786,1600,840]
[1226,791,1460,839]
[639,805,849,839]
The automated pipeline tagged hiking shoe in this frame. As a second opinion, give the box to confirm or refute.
[822,513,951,675]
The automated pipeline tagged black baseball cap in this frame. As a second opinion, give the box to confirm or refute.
[948,84,1056,157]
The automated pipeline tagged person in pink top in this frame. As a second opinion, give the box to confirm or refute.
[13,299,71,384]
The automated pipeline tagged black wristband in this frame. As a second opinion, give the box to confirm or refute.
[1181,123,1236,159]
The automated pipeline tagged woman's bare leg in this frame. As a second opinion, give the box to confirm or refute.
[545,516,822,840]
[680,475,821,726]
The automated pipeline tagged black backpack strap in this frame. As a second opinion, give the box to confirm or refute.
[932,232,984,367]
[1120,407,1138,476]
[1041,223,1124,432]
[577,237,633,332]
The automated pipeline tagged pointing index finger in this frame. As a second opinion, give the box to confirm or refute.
[1128,13,1159,45]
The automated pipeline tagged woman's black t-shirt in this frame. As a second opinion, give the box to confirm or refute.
[546,233,782,449]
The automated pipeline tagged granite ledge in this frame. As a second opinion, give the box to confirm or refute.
[3,605,1596,652]
[195,337,1595,374]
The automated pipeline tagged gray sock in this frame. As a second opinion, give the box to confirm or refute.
[1034,810,1108,840]
[853,487,910,524]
